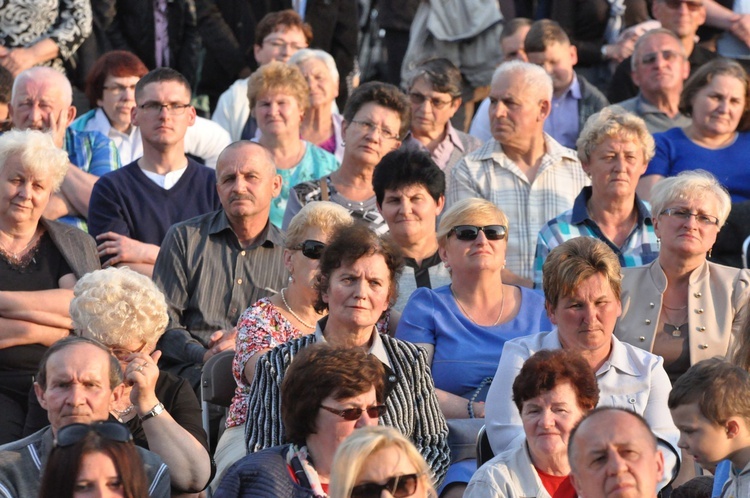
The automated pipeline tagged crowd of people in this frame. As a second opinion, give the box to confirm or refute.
[4,1,750,498]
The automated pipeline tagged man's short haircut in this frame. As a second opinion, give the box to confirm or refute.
[407,58,463,99]
[254,9,313,46]
[491,60,553,102]
[36,336,123,390]
[501,18,533,41]
[524,19,571,53]
[669,358,750,425]
[12,67,73,106]
[372,149,445,206]
[342,81,411,139]
[85,51,149,108]
[631,28,686,71]
[679,58,750,128]
[134,67,192,102]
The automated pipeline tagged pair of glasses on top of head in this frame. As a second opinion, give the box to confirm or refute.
[351,473,422,498]
[448,225,507,241]
[293,240,326,260]
[55,421,133,448]
[138,102,191,115]
[408,92,455,110]
[662,0,703,11]
[319,404,387,421]
[659,208,719,226]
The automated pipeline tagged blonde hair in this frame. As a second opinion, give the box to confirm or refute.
[0,129,69,191]
[247,61,310,113]
[285,201,353,249]
[576,106,655,164]
[650,170,732,227]
[437,198,509,247]
[328,426,436,498]
[70,267,169,347]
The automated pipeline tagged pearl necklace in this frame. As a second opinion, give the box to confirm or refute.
[451,284,506,326]
[281,288,316,329]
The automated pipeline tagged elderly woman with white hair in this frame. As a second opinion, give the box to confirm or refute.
[289,48,345,163]
[0,129,99,444]
[616,170,750,383]
[533,106,660,288]
[70,267,212,494]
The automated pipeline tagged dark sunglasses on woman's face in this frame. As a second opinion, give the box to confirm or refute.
[448,225,507,241]
[55,421,133,448]
[319,404,387,421]
[350,473,420,498]
[293,240,326,259]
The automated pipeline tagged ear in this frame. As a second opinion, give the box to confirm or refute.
[546,301,558,325]
[538,98,551,121]
[110,383,125,407]
[570,45,579,67]
[448,97,462,117]
[283,248,294,272]
[131,106,139,127]
[186,105,196,126]
[65,106,77,126]
[681,59,691,81]
[253,44,263,65]
[581,160,591,177]
[569,472,584,497]
[655,449,665,483]
[271,173,283,197]
[725,418,742,439]
[438,244,449,264]
[435,195,446,217]
[653,216,662,239]
[632,66,642,88]
[34,382,47,411]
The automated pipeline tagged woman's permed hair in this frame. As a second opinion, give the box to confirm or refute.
[576,106,655,164]
[288,48,340,86]
[343,82,411,139]
[247,61,310,113]
[0,129,69,191]
[649,170,732,228]
[285,201,353,250]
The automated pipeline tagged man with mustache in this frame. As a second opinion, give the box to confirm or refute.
[152,140,287,392]
[87,67,221,278]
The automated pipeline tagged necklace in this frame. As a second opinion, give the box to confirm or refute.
[662,305,687,337]
[0,231,39,265]
[451,284,506,327]
[281,288,316,329]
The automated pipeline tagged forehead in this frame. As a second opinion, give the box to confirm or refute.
[638,34,682,55]
[104,74,140,84]
[561,273,615,301]
[502,27,531,51]
[491,72,530,97]
[577,411,653,452]
[528,42,569,61]
[15,78,65,102]
[384,183,433,198]
[334,253,390,277]
[357,446,419,481]
[217,146,274,176]
[46,344,110,381]
[137,80,190,103]
[266,26,306,41]
[352,102,402,127]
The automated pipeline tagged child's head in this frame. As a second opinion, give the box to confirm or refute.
[524,20,577,97]
[669,358,750,467]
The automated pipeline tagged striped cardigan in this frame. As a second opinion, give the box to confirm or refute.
[244,333,450,484]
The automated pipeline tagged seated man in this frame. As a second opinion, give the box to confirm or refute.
[88,67,221,277]
[0,336,170,497]
[9,66,120,231]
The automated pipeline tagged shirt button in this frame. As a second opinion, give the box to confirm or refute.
[240,251,246,256]
[649,302,655,308]
[237,278,243,284]
[696,308,704,314]
[628,398,636,404]
[645,319,651,325]
[638,336,646,342]
[694,292,702,298]
[698,344,709,349]
[699,326,706,332]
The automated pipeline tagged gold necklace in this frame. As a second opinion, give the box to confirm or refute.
[0,231,39,264]
[281,288,316,329]
[451,285,506,326]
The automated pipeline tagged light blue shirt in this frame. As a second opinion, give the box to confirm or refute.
[543,74,581,149]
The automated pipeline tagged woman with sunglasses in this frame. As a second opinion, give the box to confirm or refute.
[39,421,154,498]
[214,344,385,497]
[329,426,436,498]
[213,201,353,486]
[395,197,550,497]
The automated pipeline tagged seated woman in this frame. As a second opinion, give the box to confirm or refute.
[534,106,659,288]
[248,61,340,228]
[465,349,598,498]
[484,237,679,484]
[215,343,385,497]
[396,197,550,495]
[0,129,99,444]
[213,201,353,485]
[245,223,450,483]
[329,426,437,498]
[616,171,750,382]
[39,421,154,498]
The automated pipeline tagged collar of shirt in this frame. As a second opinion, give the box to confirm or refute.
[555,73,582,102]
[403,121,466,152]
[314,317,392,368]
[139,162,188,189]
[92,108,137,141]
[570,186,653,227]
[634,93,671,116]
[403,249,443,271]
[474,133,579,166]
[546,329,641,377]
[208,211,283,249]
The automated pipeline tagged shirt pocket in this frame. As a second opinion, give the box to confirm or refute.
[604,389,649,414]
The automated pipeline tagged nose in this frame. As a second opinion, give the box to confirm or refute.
[473,229,489,245]
[677,433,688,449]
[491,101,506,119]
[605,450,629,476]
[66,383,87,405]
[539,408,555,428]
[356,410,379,428]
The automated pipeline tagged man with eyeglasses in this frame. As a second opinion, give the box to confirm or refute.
[618,29,693,134]
[87,68,221,278]
[0,336,171,498]
[9,66,120,231]
[608,0,717,103]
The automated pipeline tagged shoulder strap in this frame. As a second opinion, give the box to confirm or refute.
[320,175,330,201]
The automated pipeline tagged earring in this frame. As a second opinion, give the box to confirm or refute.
[657,238,660,248]
[708,248,713,259]
[288,274,294,284]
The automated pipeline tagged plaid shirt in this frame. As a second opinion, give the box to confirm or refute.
[447,135,589,280]
[533,186,660,287]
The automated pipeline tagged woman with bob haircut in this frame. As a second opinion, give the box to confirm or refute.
[616,170,750,382]
[245,223,450,484]
[39,421,150,498]
[247,61,339,228]
[214,343,385,497]
[466,349,599,498]
[484,237,680,486]
[329,426,437,498]
[534,106,659,288]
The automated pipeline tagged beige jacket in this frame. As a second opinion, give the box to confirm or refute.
[616,259,750,364]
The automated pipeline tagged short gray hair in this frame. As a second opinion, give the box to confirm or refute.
[631,28,686,71]
[650,170,732,227]
[576,106,655,164]
[288,48,340,85]
[285,201,353,249]
[0,129,69,191]
[490,60,553,102]
[12,66,73,106]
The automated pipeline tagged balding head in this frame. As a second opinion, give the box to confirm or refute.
[12,67,73,107]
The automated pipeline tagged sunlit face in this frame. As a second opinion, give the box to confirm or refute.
[671,402,733,468]
[549,273,621,358]
[97,75,139,133]
[254,90,304,137]
[502,26,531,62]
[571,410,665,498]
[0,153,55,226]
[353,446,429,498]
[439,217,507,276]
[73,451,125,498]
[527,42,578,97]
[378,183,444,246]
[689,74,747,138]
[286,226,330,290]
[631,34,690,97]
[408,77,460,137]
[254,26,309,65]
[583,137,647,199]
[10,77,75,132]
[131,80,196,149]
[653,196,720,259]
[652,0,706,40]
[342,103,402,168]
[521,382,587,465]
[297,58,338,108]
[489,73,549,148]
[322,254,392,330]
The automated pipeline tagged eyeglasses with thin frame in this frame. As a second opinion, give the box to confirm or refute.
[350,473,421,498]
[55,421,133,448]
[138,102,192,115]
[639,50,684,66]
[319,404,387,421]
[448,225,507,241]
[408,92,455,110]
[662,0,704,11]
[110,341,148,362]
[293,240,326,260]
[349,120,399,141]
[263,38,308,51]
[659,207,719,226]
[103,83,137,96]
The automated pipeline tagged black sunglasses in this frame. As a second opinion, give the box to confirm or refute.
[351,473,420,498]
[448,225,507,241]
[55,421,133,448]
[293,240,326,260]
[319,404,387,421]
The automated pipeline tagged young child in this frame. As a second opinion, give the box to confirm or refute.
[669,358,750,498]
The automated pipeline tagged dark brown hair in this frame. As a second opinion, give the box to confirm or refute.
[524,19,571,53]
[254,9,313,46]
[85,51,148,108]
[36,336,122,390]
[343,81,411,139]
[679,58,750,131]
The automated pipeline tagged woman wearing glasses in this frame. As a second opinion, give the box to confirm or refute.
[329,426,436,498]
[213,202,353,486]
[616,170,750,382]
[395,197,550,497]
[214,344,385,497]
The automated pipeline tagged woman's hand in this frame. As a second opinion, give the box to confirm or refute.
[126,350,162,416]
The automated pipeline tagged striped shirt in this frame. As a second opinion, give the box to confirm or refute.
[533,186,659,287]
[447,135,589,280]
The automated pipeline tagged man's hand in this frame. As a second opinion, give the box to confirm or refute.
[96,232,160,267]
[44,107,70,149]
[731,14,750,47]
[126,350,162,415]
[203,327,238,363]
[501,268,534,289]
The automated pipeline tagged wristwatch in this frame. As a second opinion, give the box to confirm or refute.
[140,402,165,422]
[601,45,609,59]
